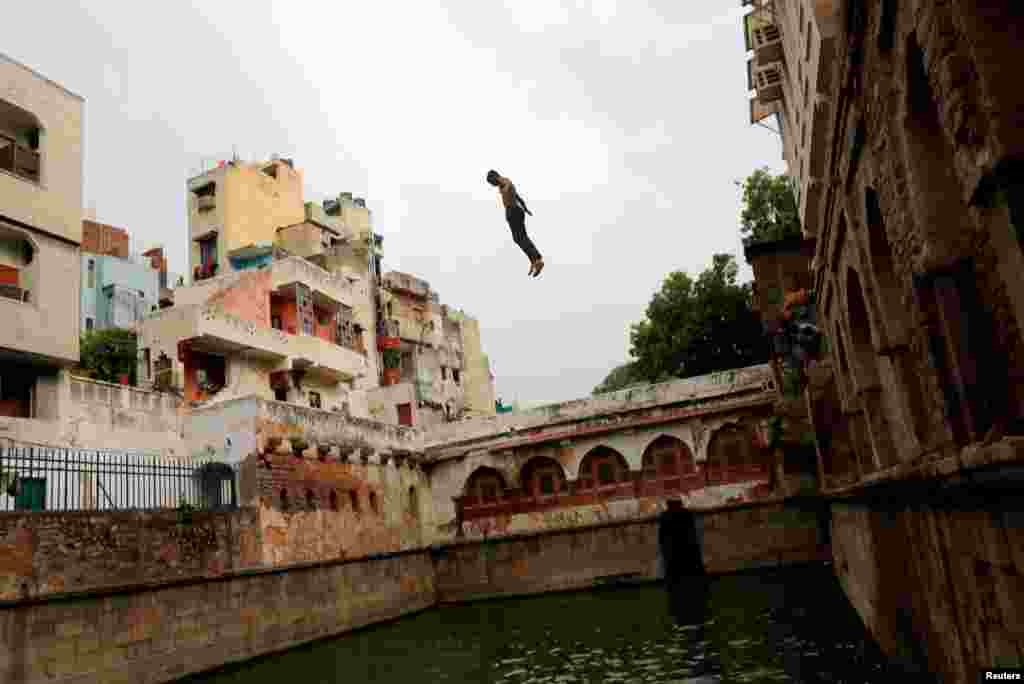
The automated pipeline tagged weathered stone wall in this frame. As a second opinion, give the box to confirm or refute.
[0,549,435,684]
[832,499,1024,678]
[434,501,830,603]
[433,519,661,603]
[245,450,431,562]
[699,501,828,574]
[0,508,262,602]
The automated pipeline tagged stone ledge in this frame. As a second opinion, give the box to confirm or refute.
[823,436,1024,500]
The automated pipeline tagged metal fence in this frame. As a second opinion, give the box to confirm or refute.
[0,443,237,513]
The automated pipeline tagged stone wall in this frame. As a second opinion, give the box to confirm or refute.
[0,508,261,602]
[243,450,432,562]
[433,518,661,604]
[832,499,1024,679]
[0,550,435,684]
[0,493,828,683]
[435,500,830,603]
[699,501,828,574]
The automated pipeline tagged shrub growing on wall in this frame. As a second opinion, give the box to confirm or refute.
[76,328,138,385]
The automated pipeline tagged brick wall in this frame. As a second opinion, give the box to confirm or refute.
[832,500,1024,679]
[82,220,129,259]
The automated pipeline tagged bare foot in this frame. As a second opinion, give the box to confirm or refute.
[532,259,544,277]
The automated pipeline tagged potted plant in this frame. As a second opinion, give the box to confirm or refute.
[382,348,402,386]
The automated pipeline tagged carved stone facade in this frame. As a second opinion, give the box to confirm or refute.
[795,2,1024,678]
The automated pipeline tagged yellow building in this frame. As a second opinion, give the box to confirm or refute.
[0,53,83,419]
[186,157,305,282]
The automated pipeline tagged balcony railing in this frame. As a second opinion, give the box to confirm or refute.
[457,472,712,521]
[0,141,40,183]
[193,262,219,282]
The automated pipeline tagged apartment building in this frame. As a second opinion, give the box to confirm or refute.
[79,221,162,332]
[0,53,83,419]
[371,271,496,427]
[141,157,495,428]
[744,0,840,234]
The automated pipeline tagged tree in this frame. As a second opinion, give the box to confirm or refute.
[77,328,138,385]
[628,254,769,382]
[592,361,646,395]
[737,167,801,243]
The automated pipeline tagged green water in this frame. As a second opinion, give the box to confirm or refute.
[183,565,907,683]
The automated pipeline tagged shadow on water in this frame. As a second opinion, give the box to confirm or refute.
[181,505,923,683]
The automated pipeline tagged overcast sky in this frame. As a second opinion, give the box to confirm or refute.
[6,1,783,404]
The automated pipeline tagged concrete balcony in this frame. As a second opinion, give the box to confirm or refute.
[383,271,430,299]
[271,256,355,308]
[289,332,368,383]
[143,304,289,363]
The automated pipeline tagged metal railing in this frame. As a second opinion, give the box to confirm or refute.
[0,443,237,512]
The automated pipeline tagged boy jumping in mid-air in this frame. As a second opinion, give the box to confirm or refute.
[487,170,544,277]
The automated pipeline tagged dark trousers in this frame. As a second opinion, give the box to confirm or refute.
[506,206,542,262]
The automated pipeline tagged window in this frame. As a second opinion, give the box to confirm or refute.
[441,366,448,381]
[199,237,217,270]
[85,317,93,332]
[0,100,42,183]
[914,259,1002,445]
[271,316,282,330]
[306,489,316,510]
[482,482,499,501]
[280,489,290,511]
[143,348,151,380]
[597,462,615,484]
[452,369,461,384]
[329,491,339,511]
[540,473,555,495]
[87,259,95,288]
[274,387,288,402]
[302,316,314,336]
[369,491,379,513]
[309,391,322,409]
[397,402,413,427]
[349,490,360,513]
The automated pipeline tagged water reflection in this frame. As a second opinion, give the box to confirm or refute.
[183,565,910,684]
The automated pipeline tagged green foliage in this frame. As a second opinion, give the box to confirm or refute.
[628,254,770,383]
[77,328,138,385]
[592,361,647,395]
[176,500,196,525]
[382,348,402,369]
[737,167,802,243]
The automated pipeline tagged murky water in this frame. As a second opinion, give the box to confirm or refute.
[183,565,911,683]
